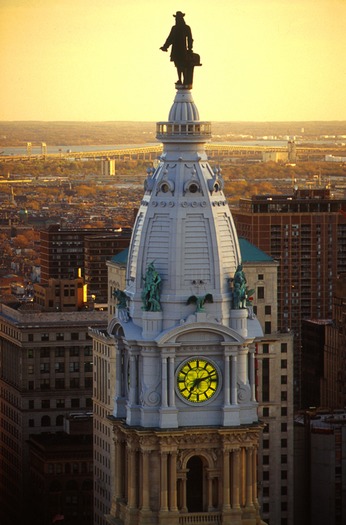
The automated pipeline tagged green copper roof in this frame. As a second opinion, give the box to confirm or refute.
[112,240,271,266]
[239,237,273,263]
[110,247,129,264]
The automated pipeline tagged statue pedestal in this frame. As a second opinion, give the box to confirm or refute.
[196,312,207,322]
[230,308,248,338]
[142,311,163,339]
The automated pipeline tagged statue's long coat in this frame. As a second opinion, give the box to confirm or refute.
[163,22,193,66]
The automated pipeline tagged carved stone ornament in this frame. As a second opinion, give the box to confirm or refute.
[237,381,251,403]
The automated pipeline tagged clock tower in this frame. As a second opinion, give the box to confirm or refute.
[107,54,266,525]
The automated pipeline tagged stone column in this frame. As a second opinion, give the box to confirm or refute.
[114,434,123,500]
[232,448,240,509]
[224,354,231,406]
[181,471,188,512]
[238,346,248,384]
[231,355,238,405]
[142,450,150,511]
[169,452,178,511]
[249,347,256,401]
[129,355,137,404]
[168,356,176,407]
[240,447,246,507]
[223,449,231,509]
[115,347,122,398]
[161,356,168,407]
[252,446,259,506]
[128,446,136,508]
[207,471,213,511]
[246,447,253,507]
[160,452,168,511]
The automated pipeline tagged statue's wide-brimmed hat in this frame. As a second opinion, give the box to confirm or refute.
[173,11,185,18]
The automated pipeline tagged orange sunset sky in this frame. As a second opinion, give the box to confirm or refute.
[1,0,345,122]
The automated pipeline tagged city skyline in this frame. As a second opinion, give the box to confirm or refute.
[1,0,345,123]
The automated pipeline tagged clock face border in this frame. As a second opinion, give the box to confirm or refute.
[175,357,222,405]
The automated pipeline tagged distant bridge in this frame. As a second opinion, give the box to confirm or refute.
[1,143,346,163]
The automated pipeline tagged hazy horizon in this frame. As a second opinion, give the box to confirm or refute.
[1,119,346,124]
[1,0,346,123]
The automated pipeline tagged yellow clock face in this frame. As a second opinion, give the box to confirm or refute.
[177,358,219,403]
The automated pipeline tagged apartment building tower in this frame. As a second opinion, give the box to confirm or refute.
[91,251,127,525]
[232,188,346,407]
[322,273,346,409]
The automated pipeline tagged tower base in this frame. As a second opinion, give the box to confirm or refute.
[109,420,267,525]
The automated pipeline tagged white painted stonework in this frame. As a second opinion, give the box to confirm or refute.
[109,87,263,429]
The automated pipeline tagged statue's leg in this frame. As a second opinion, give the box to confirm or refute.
[175,62,183,84]
[184,65,194,87]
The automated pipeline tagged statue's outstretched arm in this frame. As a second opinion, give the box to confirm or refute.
[160,27,174,51]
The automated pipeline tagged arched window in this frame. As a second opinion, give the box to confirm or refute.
[56,415,64,426]
[186,456,204,512]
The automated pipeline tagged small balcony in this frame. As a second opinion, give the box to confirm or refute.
[179,512,221,525]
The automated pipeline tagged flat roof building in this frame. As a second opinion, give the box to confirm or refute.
[0,300,107,525]
[322,273,346,409]
[40,226,131,303]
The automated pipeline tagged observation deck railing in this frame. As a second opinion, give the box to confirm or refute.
[156,121,212,141]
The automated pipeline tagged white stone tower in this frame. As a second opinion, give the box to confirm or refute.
[107,85,266,525]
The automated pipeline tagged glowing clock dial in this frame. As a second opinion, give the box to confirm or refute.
[177,358,219,403]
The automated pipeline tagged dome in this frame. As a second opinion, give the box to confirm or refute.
[156,88,211,143]
[168,88,200,122]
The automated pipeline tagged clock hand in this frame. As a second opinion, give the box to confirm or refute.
[196,373,215,384]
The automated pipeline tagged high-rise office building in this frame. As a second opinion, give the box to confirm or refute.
[232,188,346,407]
[239,238,294,525]
[39,225,131,302]
[322,273,346,409]
[301,318,331,409]
[0,296,107,525]
[90,251,127,525]
[294,409,346,525]
[84,232,131,303]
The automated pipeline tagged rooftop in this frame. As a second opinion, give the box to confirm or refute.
[238,237,273,263]
[110,247,129,264]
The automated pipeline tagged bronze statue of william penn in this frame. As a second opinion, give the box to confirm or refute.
[160,11,201,88]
